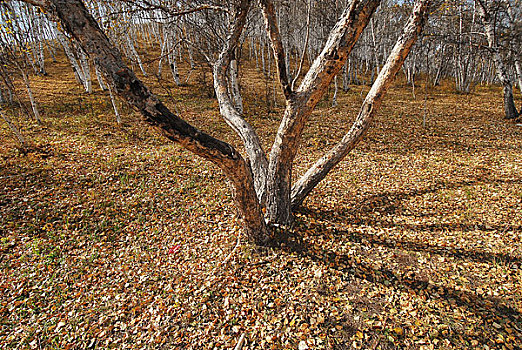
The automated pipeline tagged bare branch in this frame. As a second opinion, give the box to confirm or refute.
[258,0,293,99]
[117,1,229,17]
[291,0,312,91]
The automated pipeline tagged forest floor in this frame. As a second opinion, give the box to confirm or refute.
[1,54,522,350]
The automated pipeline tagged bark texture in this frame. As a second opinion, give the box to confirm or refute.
[213,1,269,204]
[261,0,381,225]
[476,0,520,120]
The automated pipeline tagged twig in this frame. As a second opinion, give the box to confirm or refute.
[0,108,25,147]
[291,0,312,90]
[234,333,246,350]
[216,230,242,270]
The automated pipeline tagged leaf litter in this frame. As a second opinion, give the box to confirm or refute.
[0,58,521,349]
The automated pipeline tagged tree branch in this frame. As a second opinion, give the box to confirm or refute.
[213,0,269,202]
[292,0,437,209]
[21,0,270,244]
[258,0,293,99]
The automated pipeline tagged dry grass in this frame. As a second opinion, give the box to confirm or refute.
[1,49,521,349]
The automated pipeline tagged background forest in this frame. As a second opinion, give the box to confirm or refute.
[0,0,521,349]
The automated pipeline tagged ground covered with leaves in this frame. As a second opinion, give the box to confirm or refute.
[1,57,522,349]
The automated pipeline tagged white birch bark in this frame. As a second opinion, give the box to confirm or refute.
[79,50,92,93]
[228,57,244,114]
[476,0,519,119]
[20,69,41,124]
[55,29,87,89]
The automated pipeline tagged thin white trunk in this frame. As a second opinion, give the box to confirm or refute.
[107,82,121,124]
[515,59,522,93]
[0,108,25,147]
[79,50,92,93]
[476,0,519,119]
[95,65,107,91]
[56,29,87,88]
[127,34,147,76]
[332,76,338,107]
[167,29,181,86]
[20,69,41,124]
[229,58,244,114]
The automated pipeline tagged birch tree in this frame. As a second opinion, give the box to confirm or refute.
[475,0,520,119]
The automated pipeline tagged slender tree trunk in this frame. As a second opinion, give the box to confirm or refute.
[20,69,41,124]
[0,108,25,147]
[56,29,87,88]
[332,76,338,107]
[167,28,181,86]
[95,65,107,91]
[228,54,244,114]
[514,59,522,94]
[79,50,92,93]
[476,0,519,119]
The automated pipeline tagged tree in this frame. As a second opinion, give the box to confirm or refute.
[475,0,520,120]
[19,0,436,245]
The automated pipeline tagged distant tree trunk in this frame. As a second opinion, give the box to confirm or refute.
[228,52,244,114]
[332,76,338,107]
[106,81,121,124]
[0,108,25,147]
[167,28,181,86]
[95,65,107,91]
[79,50,92,93]
[515,59,522,94]
[19,68,41,124]
[56,29,87,89]
[476,0,519,119]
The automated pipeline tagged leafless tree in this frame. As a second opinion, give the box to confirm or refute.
[14,0,437,245]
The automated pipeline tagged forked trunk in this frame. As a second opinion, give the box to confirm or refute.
[260,0,381,226]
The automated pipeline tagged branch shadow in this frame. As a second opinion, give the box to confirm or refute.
[278,177,522,346]
[275,228,522,347]
[297,178,522,265]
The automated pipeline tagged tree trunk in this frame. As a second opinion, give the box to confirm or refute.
[259,0,381,225]
[476,0,519,119]
[0,108,25,147]
[228,55,244,114]
[20,69,41,124]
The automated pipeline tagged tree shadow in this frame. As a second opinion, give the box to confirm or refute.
[297,178,522,265]
[275,227,522,347]
[280,177,522,346]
